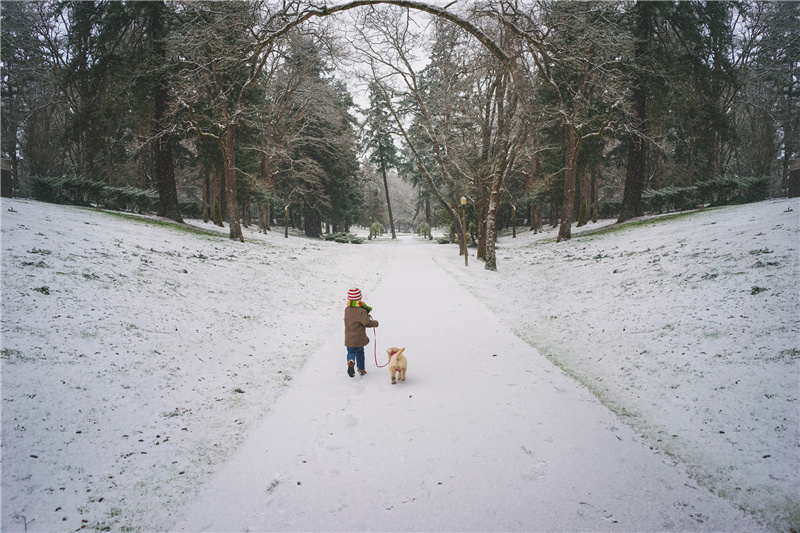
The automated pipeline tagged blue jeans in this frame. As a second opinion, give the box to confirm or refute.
[346,346,365,371]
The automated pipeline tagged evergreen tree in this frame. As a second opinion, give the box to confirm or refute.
[364,81,400,238]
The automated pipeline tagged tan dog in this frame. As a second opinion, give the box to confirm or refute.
[387,347,407,385]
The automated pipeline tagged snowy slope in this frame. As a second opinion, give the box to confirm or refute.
[1,197,797,532]
[438,199,800,531]
[1,199,396,532]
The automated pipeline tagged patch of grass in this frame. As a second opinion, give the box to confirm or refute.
[573,210,709,240]
[94,209,223,238]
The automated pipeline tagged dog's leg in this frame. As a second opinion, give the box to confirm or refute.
[400,368,406,381]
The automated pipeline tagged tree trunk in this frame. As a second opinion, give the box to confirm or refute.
[304,202,321,238]
[223,127,243,241]
[151,1,182,223]
[591,163,599,223]
[512,206,517,238]
[210,167,224,227]
[477,197,487,260]
[617,1,650,224]
[557,126,578,242]
[576,163,591,227]
[484,182,501,270]
[425,195,432,239]
[258,202,269,233]
[527,150,541,231]
[202,163,210,223]
[379,148,396,239]
[260,152,272,231]
[241,198,250,228]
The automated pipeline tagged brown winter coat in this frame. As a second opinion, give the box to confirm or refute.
[344,306,379,347]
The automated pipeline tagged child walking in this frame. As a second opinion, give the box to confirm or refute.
[343,287,379,377]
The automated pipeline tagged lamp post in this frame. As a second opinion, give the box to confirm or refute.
[460,196,468,266]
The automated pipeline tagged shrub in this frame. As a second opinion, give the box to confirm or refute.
[417,222,431,238]
[323,233,363,244]
[102,186,158,212]
[179,200,204,219]
[370,221,384,238]
[598,199,622,219]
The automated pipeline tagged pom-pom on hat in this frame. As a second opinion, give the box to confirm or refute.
[347,287,363,301]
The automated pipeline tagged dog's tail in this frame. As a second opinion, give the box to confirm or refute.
[396,347,405,356]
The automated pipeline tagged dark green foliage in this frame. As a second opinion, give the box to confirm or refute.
[30,174,158,213]
[178,200,204,220]
[598,200,623,220]
[642,176,771,214]
[323,233,364,244]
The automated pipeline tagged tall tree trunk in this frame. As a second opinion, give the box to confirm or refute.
[223,127,242,240]
[304,202,321,238]
[591,162,599,223]
[379,147,396,239]
[557,126,578,242]
[241,192,250,228]
[527,150,541,231]
[151,1,182,223]
[202,163,210,223]
[258,203,268,233]
[477,197,487,260]
[484,175,502,270]
[425,195,432,239]
[653,140,662,190]
[260,152,272,231]
[210,167,224,227]
[618,1,650,224]
[576,163,591,227]
[782,127,796,196]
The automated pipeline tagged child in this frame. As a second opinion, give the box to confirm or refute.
[343,287,379,377]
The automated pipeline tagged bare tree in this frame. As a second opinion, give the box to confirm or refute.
[491,1,631,242]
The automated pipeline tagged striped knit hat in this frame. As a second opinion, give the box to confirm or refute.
[347,287,362,301]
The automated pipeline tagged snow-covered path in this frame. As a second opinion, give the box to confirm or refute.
[172,237,760,532]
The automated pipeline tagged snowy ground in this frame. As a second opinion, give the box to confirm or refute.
[1,197,797,532]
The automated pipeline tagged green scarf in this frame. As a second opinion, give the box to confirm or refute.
[348,300,372,315]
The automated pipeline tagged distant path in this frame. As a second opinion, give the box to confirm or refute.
[172,237,760,531]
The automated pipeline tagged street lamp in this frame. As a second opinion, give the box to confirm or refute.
[460,196,468,267]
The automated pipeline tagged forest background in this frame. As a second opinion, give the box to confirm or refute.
[2,0,799,270]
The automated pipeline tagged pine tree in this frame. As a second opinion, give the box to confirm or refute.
[364,81,400,239]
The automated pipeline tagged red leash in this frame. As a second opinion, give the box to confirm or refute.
[373,327,390,368]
